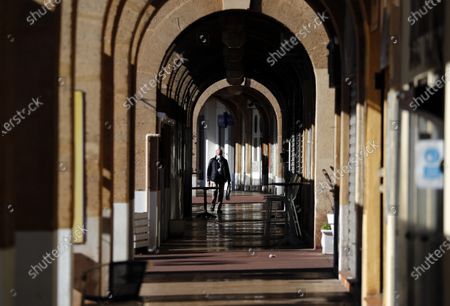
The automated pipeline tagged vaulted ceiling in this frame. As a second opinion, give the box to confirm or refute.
[158,10,317,127]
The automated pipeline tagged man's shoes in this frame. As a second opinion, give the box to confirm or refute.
[210,204,215,212]
[217,204,223,214]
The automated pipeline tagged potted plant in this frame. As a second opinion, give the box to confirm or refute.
[327,211,335,233]
[323,167,335,233]
[321,223,334,254]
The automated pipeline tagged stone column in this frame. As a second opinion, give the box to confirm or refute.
[71,3,110,300]
[361,31,383,306]
[0,1,15,304]
[443,61,450,306]
[1,0,76,305]
[314,69,336,249]
[245,111,253,190]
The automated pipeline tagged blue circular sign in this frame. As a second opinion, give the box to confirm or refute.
[425,148,440,163]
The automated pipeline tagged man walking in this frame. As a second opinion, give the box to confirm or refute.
[207,148,231,214]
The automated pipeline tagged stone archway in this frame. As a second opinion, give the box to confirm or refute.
[103,0,357,257]
[131,0,334,247]
[122,0,334,249]
[191,79,284,188]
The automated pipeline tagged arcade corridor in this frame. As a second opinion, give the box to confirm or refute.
[155,192,309,252]
[136,193,341,305]
[1,0,450,306]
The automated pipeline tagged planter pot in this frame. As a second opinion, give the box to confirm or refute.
[327,213,335,233]
[321,229,334,254]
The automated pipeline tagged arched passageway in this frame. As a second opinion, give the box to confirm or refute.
[8,0,450,305]
[193,82,283,193]
[132,8,335,252]
[14,0,438,304]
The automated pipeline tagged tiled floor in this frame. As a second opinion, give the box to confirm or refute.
[156,200,305,253]
[140,277,354,305]
[131,194,353,305]
[141,250,333,273]
[137,194,332,272]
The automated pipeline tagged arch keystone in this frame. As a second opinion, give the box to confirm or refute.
[222,0,250,10]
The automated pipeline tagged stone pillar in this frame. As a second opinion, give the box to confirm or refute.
[0,0,76,305]
[275,112,284,195]
[338,77,352,277]
[443,0,450,240]
[245,111,253,190]
[384,90,400,306]
[0,1,15,304]
[361,31,383,306]
[0,87,15,304]
[71,3,110,300]
[235,143,242,188]
[314,69,336,249]
[444,61,450,306]
[112,102,131,260]
[0,175,14,306]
